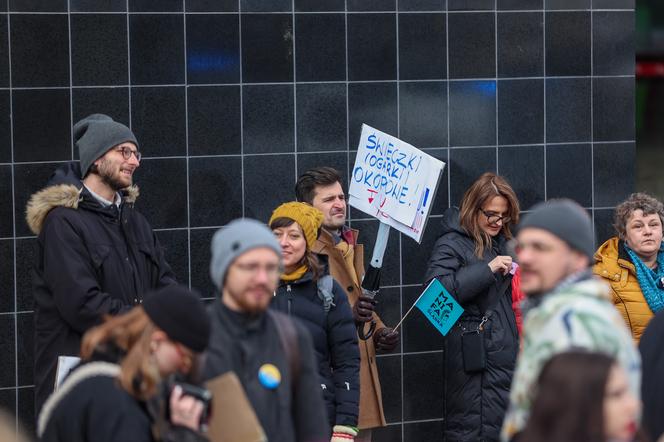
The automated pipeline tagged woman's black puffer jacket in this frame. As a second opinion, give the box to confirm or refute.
[270,272,360,429]
[424,207,519,442]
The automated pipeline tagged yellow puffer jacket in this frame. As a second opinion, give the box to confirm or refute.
[593,237,654,342]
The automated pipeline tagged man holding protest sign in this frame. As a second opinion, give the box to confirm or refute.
[296,167,398,440]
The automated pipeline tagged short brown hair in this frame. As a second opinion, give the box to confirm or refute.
[614,192,664,240]
[459,172,520,258]
[295,167,343,205]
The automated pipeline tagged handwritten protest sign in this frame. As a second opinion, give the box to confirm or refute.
[349,124,445,243]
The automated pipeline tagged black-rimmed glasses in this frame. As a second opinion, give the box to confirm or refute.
[116,145,142,162]
[480,209,511,225]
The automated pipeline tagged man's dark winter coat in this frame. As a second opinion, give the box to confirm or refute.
[424,207,519,441]
[202,302,330,442]
[270,272,360,428]
[27,162,176,415]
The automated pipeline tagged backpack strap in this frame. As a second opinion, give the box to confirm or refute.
[317,275,336,314]
[268,310,301,385]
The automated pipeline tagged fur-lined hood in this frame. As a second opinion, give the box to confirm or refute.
[26,162,139,236]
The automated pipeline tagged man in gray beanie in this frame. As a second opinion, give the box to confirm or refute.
[202,218,330,442]
[26,114,176,417]
[501,199,640,441]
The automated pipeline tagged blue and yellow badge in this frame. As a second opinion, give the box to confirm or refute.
[258,363,281,389]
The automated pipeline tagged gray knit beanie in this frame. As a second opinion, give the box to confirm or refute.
[210,218,282,292]
[518,199,595,259]
[74,114,139,177]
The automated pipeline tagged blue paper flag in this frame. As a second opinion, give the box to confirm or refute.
[415,278,464,336]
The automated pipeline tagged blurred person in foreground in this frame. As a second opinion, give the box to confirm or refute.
[501,199,641,442]
[638,307,664,441]
[521,351,644,442]
[594,193,664,342]
[0,408,31,442]
[203,218,329,442]
[37,285,210,442]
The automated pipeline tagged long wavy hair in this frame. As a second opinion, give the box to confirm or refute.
[459,172,520,258]
[270,217,323,281]
[80,307,161,401]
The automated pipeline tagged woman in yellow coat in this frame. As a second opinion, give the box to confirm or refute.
[594,193,664,342]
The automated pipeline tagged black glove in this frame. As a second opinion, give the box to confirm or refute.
[373,327,399,352]
[352,293,377,324]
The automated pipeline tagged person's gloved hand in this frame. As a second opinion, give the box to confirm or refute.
[352,292,377,323]
[373,327,399,352]
[331,425,358,442]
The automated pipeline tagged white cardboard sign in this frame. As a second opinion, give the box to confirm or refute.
[349,124,445,243]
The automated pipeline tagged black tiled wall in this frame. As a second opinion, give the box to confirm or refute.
[1,1,634,438]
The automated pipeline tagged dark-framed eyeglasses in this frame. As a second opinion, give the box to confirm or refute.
[116,145,141,162]
[480,209,511,226]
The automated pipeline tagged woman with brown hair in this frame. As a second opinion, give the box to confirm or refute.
[268,201,360,442]
[425,172,521,441]
[520,351,643,442]
[37,285,211,442]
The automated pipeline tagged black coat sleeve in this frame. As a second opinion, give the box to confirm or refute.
[40,212,131,333]
[292,321,332,442]
[151,230,178,288]
[326,280,360,426]
[425,235,496,305]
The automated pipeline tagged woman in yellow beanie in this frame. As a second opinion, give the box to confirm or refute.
[269,201,360,442]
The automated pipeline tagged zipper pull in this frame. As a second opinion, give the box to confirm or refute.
[287,284,293,316]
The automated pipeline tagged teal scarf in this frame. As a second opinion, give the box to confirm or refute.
[625,244,664,313]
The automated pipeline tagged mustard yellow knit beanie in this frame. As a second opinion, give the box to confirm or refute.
[269,201,323,249]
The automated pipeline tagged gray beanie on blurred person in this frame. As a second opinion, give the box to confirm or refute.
[518,199,595,260]
[74,114,139,177]
[210,218,282,291]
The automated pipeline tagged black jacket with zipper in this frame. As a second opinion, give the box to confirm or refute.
[27,162,176,416]
[270,272,360,428]
[424,207,518,442]
[202,302,330,442]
